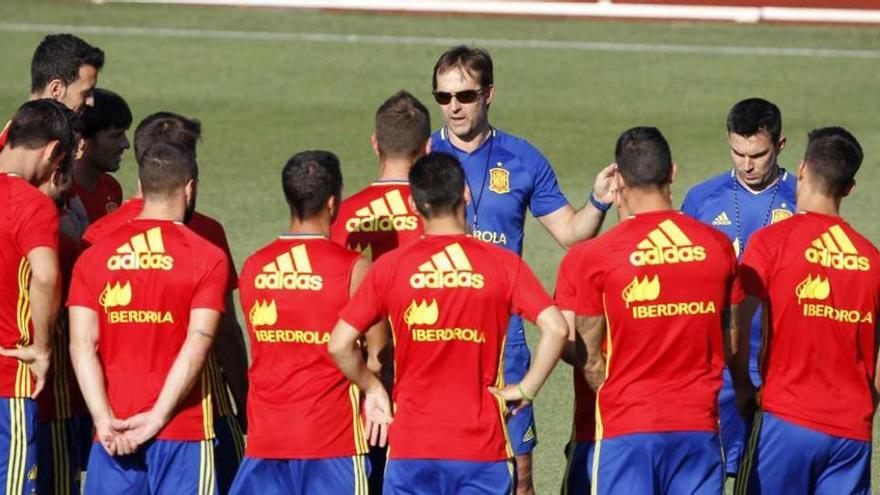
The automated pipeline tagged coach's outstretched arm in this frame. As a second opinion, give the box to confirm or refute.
[119,308,222,451]
[490,306,567,411]
[538,164,616,248]
[575,315,607,392]
[0,247,60,398]
[70,305,127,456]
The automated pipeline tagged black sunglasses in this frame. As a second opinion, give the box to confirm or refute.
[432,88,487,105]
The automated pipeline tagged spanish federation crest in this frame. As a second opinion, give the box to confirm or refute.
[488,162,509,194]
[771,208,793,224]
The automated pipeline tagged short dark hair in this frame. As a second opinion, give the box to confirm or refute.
[31,34,104,93]
[7,99,78,166]
[282,150,342,221]
[803,127,863,197]
[375,90,431,159]
[80,88,132,139]
[134,112,201,162]
[409,152,465,219]
[432,45,494,90]
[138,143,198,197]
[726,98,782,143]
[614,127,673,189]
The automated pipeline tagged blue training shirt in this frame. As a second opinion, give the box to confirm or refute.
[432,127,569,344]
[681,168,796,381]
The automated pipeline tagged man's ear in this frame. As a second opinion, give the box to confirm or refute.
[670,162,678,185]
[184,178,195,200]
[41,140,61,165]
[776,135,787,154]
[463,184,472,205]
[137,179,144,197]
[422,136,432,157]
[797,160,807,181]
[45,79,66,101]
[371,133,379,157]
[484,84,495,109]
[842,180,856,198]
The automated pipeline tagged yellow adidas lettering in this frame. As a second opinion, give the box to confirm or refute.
[629,246,706,266]
[804,248,869,271]
[409,271,484,289]
[345,215,418,233]
[107,252,174,271]
[254,272,323,290]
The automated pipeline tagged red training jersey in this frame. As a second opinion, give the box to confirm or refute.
[0,173,58,398]
[554,254,596,444]
[239,235,368,459]
[38,227,89,421]
[571,211,742,440]
[340,234,553,461]
[69,173,123,225]
[740,212,880,441]
[331,181,423,260]
[68,219,229,440]
[82,198,241,418]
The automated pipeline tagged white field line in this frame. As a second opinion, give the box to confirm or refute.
[94,0,880,24]
[0,22,878,60]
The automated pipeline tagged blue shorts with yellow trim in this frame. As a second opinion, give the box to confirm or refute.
[503,342,536,456]
[213,414,244,494]
[37,415,92,495]
[593,431,722,495]
[735,411,870,495]
[84,439,216,495]
[0,398,37,495]
[229,455,370,495]
[561,441,593,495]
[384,458,514,495]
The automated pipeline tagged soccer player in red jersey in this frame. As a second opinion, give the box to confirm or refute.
[230,150,374,493]
[331,90,428,261]
[0,34,104,150]
[65,88,132,237]
[568,127,742,494]
[329,151,568,494]
[0,99,78,494]
[554,258,596,495]
[82,112,248,494]
[68,143,229,494]
[734,128,879,495]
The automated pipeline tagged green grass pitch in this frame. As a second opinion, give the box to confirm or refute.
[0,1,878,492]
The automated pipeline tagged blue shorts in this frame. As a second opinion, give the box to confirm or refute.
[593,431,722,495]
[0,398,37,495]
[384,458,514,495]
[735,411,870,495]
[229,455,369,494]
[503,342,536,456]
[213,414,244,494]
[718,368,752,476]
[84,438,216,495]
[37,415,93,495]
[561,441,593,495]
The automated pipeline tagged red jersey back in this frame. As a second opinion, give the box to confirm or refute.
[340,235,553,461]
[0,173,58,398]
[239,235,367,459]
[572,211,742,440]
[68,219,228,441]
[331,181,422,260]
[740,212,880,441]
[69,173,123,224]
[555,249,596,443]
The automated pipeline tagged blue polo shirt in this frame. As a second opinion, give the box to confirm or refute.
[432,127,569,344]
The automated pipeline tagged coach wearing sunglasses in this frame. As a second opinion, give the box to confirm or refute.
[430,45,615,495]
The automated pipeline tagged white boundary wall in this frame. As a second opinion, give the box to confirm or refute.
[95,0,880,25]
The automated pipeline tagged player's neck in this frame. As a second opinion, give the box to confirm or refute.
[0,148,39,184]
[448,123,492,154]
[287,215,331,237]
[137,197,187,223]
[796,190,841,217]
[423,214,467,236]
[622,189,674,216]
[73,160,101,191]
[378,156,413,181]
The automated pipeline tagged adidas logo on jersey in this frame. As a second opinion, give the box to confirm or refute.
[795,274,830,303]
[107,227,174,271]
[99,281,131,311]
[249,300,278,326]
[345,189,418,233]
[409,243,485,289]
[254,244,323,290]
[804,225,870,271]
[629,219,706,266]
[404,299,439,326]
[622,275,660,308]
[712,212,732,226]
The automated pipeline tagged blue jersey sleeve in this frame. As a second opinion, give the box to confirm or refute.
[529,148,569,218]
[680,188,701,218]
